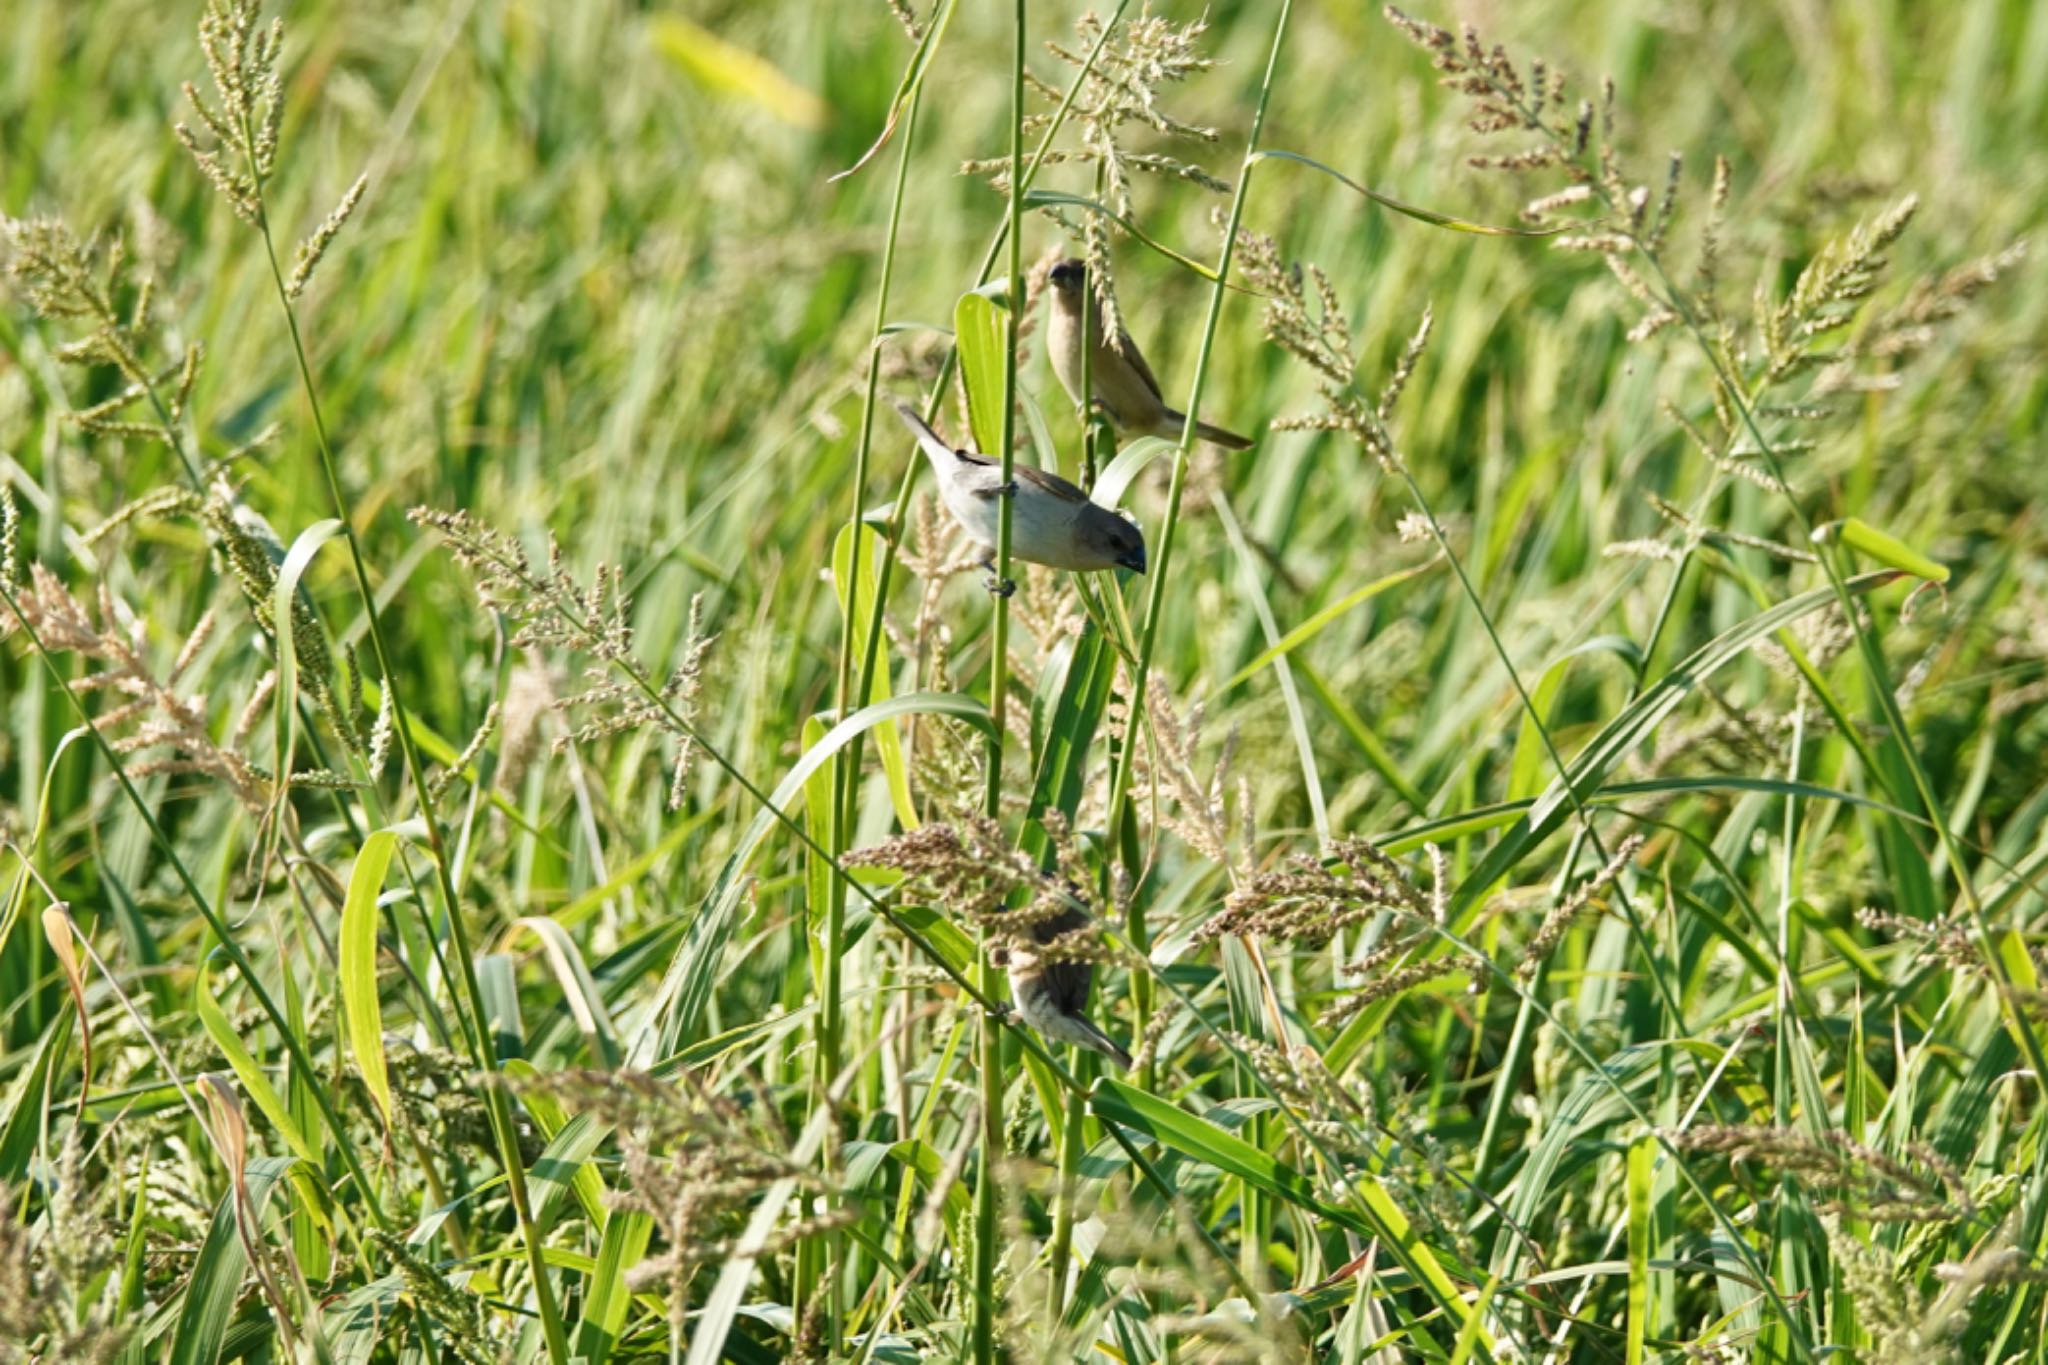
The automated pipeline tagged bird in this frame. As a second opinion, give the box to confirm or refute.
[893,400,1146,597]
[993,899,1133,1070]
[1044,257,1255,451]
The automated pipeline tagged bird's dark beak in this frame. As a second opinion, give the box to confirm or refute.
[1119,546,1147,574]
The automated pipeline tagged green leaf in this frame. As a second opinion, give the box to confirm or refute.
[1091,437,1176,511]
[523,1106,612,1235]
[801,711,836,993]
[1813,516,1949,582]
[340,828,402,1128]
[193,958,322,1164]
[548,803,720,931]
[953,290,1011,455]
[1627,1133,1655,1365]
[269,518,344,810]
[0,1010,72,1183]
[505,917,621,1067]
[1448,1277,1499,1365]
[1448,573,1897,923]
[168,1156,293,1365]
[571,1208,653,1365]
[1250,149,1562,236]
[1508,656,1572,803]
[1026,627,1116,829]
[827,0,956,180]
[889,902,975,976]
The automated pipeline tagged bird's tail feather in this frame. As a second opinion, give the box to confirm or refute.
[1077,1019,1134,1070]
[893,400,960,466]
[1161,406,1255,451]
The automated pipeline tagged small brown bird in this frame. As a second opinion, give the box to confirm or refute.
[1045,257,1254,451]
[894,401,1146,596]
[993,900,1132,1070]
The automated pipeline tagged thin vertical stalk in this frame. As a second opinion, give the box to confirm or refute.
[816,80,924,1356]
[1102,0,1294,887]
[235,135,568,1360]
[1046,1080,1087,1314]
[1091,0,1293,1303]
[972,5,1026,1359]
[849,0,1132,751]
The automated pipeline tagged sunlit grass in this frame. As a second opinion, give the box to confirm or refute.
[2,1,2045,1361]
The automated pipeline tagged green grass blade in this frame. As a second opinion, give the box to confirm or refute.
[1450,572,1898,922]
[268,518,345,797]
[340,828,402,1129]
[1627,1132,1654,1365]
[1091,1079,1480,1342]
[570,1207,653,1365]
[168,1155,293,1365]
[193,958,322,1164]
[954,290,1011,455]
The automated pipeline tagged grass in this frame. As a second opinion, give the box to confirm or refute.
[2,0,2046,1361]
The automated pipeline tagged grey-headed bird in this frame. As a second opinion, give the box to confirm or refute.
[1045,257,1254,451]
[894,400,1146,596]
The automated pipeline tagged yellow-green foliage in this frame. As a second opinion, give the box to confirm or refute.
[1,1,2043,1361]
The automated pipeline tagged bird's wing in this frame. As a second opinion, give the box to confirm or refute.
[1032,904,1100,1015]
[964,460,1091,506]
[1014,464,1091,504]
[1116,328,1165,403]
[1039,957,1097,1018]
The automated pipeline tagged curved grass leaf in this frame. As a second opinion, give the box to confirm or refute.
[505,917,621,1067]
[270,518,344,806]
[40,908,89,1101]
[1448,573,1898,923]
[953,290,1011,455]
[548,803,720,931]
[645,692,995,1062]
[572,1208,653,1365]
[1027,627,1116,828]
[1092,437,1176,511]
[0,1011,73,1183]
[193,957,321,1164]
[833,523,919,830]
[1814,515,1950,583]
[0,727,93,962]
[827,0,956,181]
[340,828,402,1128]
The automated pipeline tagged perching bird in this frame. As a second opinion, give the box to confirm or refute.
[1045,257,1255,451]
[994,900,1133,1070]
[894,400,1146,596]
